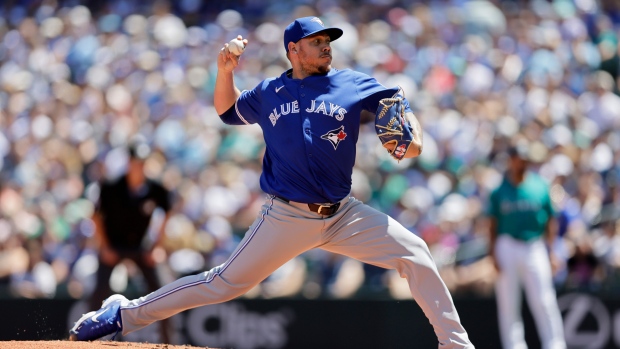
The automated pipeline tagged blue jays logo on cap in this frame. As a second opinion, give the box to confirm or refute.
[310,17,324,26]
[283,16,343,52]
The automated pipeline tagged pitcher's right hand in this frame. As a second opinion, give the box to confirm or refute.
[218,35,248,73]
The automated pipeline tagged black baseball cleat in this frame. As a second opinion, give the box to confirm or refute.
[69,294,128,341]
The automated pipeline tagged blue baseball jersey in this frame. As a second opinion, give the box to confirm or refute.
[221,68,410,203]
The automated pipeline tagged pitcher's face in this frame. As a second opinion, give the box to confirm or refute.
[296,33,333,75]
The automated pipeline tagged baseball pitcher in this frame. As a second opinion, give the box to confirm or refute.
[70,16,475,349]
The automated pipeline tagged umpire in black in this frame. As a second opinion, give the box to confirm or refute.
[90,139,172,343]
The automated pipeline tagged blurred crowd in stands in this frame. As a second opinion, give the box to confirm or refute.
[0,0,619,301]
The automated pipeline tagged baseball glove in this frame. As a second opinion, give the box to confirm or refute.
[374,96,414,161]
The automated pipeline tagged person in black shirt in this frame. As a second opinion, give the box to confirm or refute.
[90,141,171,343]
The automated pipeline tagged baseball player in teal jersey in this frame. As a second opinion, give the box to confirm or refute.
[70,16,474,348]
[488,144,565,349]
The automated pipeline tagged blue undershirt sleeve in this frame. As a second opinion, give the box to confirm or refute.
[218,104,244,125]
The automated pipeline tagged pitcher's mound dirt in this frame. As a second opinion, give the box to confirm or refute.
[0,341,216,349]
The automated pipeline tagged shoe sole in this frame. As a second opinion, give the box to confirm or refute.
[69,295,128,341]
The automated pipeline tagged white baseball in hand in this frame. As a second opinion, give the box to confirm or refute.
[228,38,245,56]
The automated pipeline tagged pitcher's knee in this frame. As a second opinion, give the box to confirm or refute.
[404,234,435,262]
[395,251,441,282]
[407,231,431,249]
[213,275,258,300]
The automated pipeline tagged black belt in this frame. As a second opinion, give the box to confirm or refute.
[276,196,341,216]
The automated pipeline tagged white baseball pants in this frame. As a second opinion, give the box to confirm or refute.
[495,234,566,349]
[120,196,474,348]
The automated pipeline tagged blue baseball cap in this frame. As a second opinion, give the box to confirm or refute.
[283,16,343,52]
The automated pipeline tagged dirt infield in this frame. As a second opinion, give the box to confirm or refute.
[0,341,217,349]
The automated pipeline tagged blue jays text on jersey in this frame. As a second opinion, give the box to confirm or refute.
[268,99,348,126]
[219,68,412,204]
